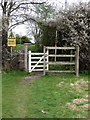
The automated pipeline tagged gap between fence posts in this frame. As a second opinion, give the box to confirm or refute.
[43,46,46,75]
[75,45,79,77]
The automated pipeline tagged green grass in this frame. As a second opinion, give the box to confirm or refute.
[28,45,37,52]
[2,71,89,118]
[49,65,74,70]
[13,44,24,51]
[13,44,37,52]
[0,72,2,119]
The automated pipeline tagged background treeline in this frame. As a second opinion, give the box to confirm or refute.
[34,2,90,70]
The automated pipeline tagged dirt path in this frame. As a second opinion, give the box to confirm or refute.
[16,72,43,117]
[22,72,43,84]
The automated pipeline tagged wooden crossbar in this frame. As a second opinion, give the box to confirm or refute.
[46,47,75,49]
[48,55,75,57]
[48,62,75,65]
[47,70,75,73]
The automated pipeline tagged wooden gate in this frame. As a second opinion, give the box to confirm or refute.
[43,45,79,76]
[27,45,79,76]
[28,51,48,72]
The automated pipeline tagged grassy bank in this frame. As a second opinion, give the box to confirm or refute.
[2,71,89,118]
[0,72,2,119]
[13,44,37,52]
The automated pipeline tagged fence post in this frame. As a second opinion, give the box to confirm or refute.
[24,45,28,72]
[43,46,46,75]
[75,45,79,77]
[47,49,49,71]
[28,51,31,72]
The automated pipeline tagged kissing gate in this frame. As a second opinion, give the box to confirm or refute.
[27,46,79,76]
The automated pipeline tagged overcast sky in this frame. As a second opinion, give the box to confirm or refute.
[11,0,89,39]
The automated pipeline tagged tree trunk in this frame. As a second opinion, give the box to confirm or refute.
[2,14,11,70]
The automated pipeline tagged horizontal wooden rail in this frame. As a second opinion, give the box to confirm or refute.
[31,57,47,59]
[49,55,75,57]
[47,70,75,73]
[31,65,47,68]
[31,61,44,63]
[46,47,75,50]
[48,62,75,65]
[31,53,47,55]
[32,69,44,71]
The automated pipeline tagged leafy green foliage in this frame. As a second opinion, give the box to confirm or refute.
[16,35,21,44]
[16,35,30,44]
[21,36,30,44]
[38,2,90,70]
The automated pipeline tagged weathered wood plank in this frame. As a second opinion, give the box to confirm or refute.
[31,65,47,68]
[46,47,75,50]
[25,45,28,72]
[49,55,75,57]
[47,70,75,73]
[31,53,47,55]
[33,69,46,71]
[48,62,75,65]
[75,45,79,77]
[43,46,46,75]
[28,51,31,72]
[47,49,49,70]
[31,61,44,63]
[31,57,47,59]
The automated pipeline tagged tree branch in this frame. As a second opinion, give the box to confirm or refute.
[8,17,42,30]
[11,2,45,13]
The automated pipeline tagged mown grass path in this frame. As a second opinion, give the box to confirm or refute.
[2,71,89,118]
[16,83,28,118]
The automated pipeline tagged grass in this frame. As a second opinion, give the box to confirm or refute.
[13,44,24,51]
[13,44,37,52]
[49,65,74,70]
[0,72,2,119]
[2,71,89,118]
[28,45,37,52]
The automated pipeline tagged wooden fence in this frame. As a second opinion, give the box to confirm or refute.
[25,45,79,76]
[43,45,79,76]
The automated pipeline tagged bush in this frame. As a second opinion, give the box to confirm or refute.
[21,36,30,44]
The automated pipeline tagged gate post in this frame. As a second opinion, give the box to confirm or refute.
[24,45,28,72]
[28,51,31,72]
[75,45,79,77]
[47,49,49,71]
[43,46,46,75]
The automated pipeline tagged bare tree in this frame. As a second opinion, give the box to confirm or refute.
[1,0,45,47]
[0,0,45,69]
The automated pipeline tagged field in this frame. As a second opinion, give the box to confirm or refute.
[13,44,37,52]
[2,71,89,118]
[0,72,2,119]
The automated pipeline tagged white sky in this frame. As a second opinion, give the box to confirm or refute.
[11,0,90,39]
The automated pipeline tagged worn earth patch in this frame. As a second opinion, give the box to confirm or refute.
[66,79,89,111]
[22,72,43,84]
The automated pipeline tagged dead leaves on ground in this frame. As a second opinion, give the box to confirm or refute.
[41,110,48,114]
[56,78,89,111]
